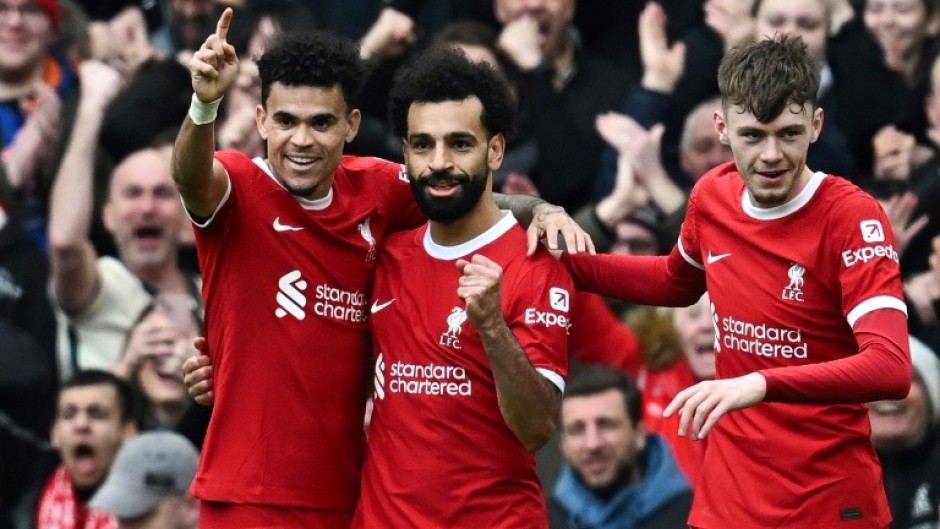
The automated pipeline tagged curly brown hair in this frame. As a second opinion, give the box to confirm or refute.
[718,35,820,123]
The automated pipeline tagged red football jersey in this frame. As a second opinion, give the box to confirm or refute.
[562,161,910,529]
[191,151,422,509]
[353,213,571,529]
[677,163,906,529]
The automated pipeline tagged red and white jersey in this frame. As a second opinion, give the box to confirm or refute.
[679,162,906,529]
[354,212,571,529]
[190,151,422,509]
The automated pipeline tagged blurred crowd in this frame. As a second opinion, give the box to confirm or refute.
[1,0,940,528]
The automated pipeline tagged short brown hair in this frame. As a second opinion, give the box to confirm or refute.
[717,35,820,123]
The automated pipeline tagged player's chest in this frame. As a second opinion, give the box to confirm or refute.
[698,218,839,314]
[371,263,488,357]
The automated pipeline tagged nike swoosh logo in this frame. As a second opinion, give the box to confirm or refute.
[707,251,731,264]
[370,299,395,313]
[273,217,304,232]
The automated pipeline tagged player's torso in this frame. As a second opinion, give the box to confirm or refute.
[359,221,553,529]
[192,154,405,508]
[686,169,894,529]
[368,224,531,453]
[696,174,859,377]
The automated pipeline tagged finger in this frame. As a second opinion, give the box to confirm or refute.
[194,390,214,406]
[526,224,539,256]
[663,387,691,418]
[470,253,498,268]
[560,223,579,255]
[222,41,238,63]
[193,337,210,355]
[544,226,559,251]
[183,365,212,386]
[182,356,200,375]
[190,61,220,81]
[698,401,730,438]
[216,7,233,41]
[585,232,597,255]
[906,215,930,238]
[677,400,695,437]
[690,394,720,439]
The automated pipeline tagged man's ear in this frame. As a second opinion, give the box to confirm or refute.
[810,107,824,143]
[714,110,729,145]
[488,133,506,170]
[345,109,362,143]
[102,201,116,233]
[255,104,268,141]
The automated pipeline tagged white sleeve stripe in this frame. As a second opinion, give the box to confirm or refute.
[678,239,704,270]
[184,174,232,229]
[846,295,908,327]
[537,368,566,392]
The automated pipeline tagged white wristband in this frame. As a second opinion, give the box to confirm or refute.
[189,94,222,125]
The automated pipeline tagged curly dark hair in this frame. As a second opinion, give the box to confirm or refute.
[388,46,515,139]
[256,31,363,112]
[718,35,820,123]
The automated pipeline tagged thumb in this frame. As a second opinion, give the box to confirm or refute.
[649,123,666,147]
[671,41,687,64]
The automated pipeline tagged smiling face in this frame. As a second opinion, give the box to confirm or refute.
[403,97,502,223]
[560,389,646,491]
[257,82,360,200]
[864,0,936,66]
[104,149,185,272]
[715,102,822,208]
[0,0,54,81]
[52,384,136,491]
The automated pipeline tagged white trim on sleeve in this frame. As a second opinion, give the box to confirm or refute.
[678,239,704,270]
[846,295,908,328]
[537,368,566,392]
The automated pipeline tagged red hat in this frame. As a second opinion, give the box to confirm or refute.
[32,0,59,30]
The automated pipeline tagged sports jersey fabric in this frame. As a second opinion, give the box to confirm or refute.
[354,212,571,529]
[563,161,911,529]
[191,151,421,510]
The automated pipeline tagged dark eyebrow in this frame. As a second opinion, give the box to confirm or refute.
[272,110,338,123]
[445,131,478,143]
[779,124,807,133]
[407,132,432,143]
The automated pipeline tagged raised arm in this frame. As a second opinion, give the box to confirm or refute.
[47,61,124,313]
[457,255,561,451]
[172,8,238,218]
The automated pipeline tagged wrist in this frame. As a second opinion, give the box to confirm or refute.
[641,72,677,94]
[189,93,222,125]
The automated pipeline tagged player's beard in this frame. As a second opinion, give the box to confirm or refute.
[411,170,487,224]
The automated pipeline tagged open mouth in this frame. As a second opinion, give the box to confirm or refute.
[285,154,319,169]
[134,226,164,242]
[694,343,715,356]
[72,443,97,476]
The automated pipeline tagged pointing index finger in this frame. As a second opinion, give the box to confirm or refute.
[216,8,233,41]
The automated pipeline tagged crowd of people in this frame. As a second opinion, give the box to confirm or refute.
[1,0,940,528]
